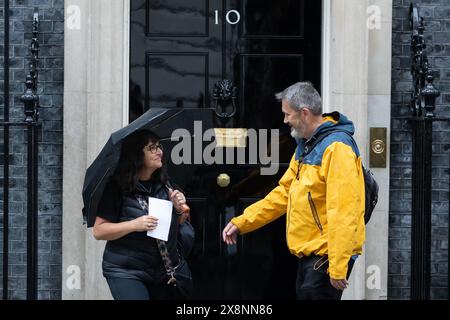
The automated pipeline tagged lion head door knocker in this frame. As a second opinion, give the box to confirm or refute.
[212,80,238,119]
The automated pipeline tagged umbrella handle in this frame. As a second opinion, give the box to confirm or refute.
[178,204,191,224]
[180,204,190,214]
[165,183,190,215]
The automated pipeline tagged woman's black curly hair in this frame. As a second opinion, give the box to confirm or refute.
[114,130,168,192]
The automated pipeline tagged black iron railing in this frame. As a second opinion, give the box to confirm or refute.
[2,0,10,301]
[408,3,448,300]
[1,3,40,300]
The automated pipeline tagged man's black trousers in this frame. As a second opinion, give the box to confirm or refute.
[296,254,355,300]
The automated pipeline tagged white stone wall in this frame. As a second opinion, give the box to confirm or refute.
[62,0,129,300]
[322,0,392,300]
[62,0,392,299]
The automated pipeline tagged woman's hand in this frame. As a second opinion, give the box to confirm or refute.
[169,188,187,213]
[132,215,159,232]
[93,215,158,241]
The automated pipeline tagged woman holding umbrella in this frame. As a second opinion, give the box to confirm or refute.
[93,129,191,300]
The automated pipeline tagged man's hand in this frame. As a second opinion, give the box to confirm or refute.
[222,222,239,245]
[330,278,348,291]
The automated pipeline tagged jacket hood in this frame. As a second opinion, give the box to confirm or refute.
[295,111,355,160]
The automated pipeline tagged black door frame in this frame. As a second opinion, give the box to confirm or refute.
[129,0,323,299]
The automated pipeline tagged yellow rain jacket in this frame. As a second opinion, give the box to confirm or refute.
[231,112,366,279]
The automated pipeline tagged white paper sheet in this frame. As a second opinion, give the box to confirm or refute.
[146,197,173,241]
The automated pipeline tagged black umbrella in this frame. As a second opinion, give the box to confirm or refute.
[82,108,177,227]
[82,107,215,227]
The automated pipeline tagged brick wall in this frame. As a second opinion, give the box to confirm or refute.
[390,0,449,300]
[0,0,63,299]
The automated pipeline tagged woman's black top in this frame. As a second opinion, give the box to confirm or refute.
[97,179,179,284]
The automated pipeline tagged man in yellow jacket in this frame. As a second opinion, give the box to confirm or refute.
[222,81,366,300]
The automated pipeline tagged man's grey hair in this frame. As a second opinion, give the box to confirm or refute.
[275,81,322,116]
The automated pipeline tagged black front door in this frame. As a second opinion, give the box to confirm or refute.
[130,0,322,299]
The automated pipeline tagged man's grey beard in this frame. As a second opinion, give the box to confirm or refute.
[290,127,302,139]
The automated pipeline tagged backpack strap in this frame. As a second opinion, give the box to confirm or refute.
[303,129,356,158]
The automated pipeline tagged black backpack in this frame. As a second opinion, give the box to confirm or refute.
[302,130,379,224]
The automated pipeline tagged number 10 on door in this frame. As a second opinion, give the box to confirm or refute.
[215,10,241,25]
